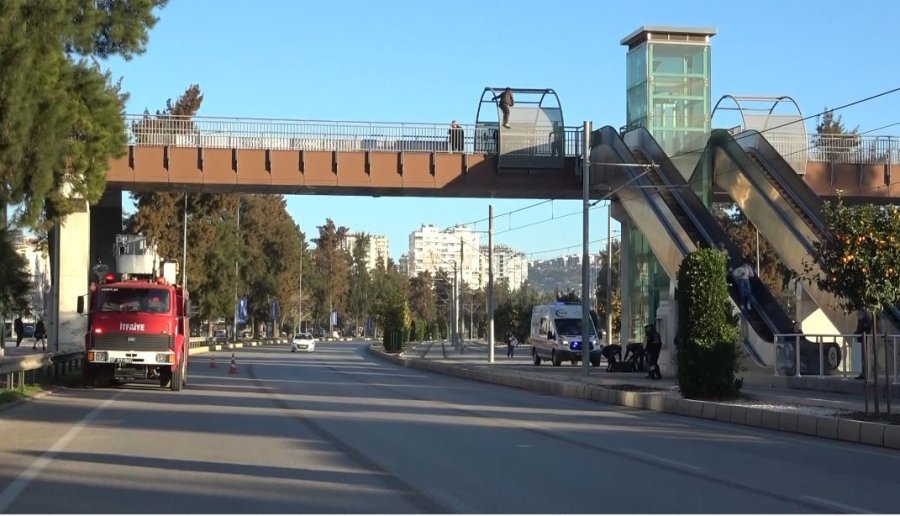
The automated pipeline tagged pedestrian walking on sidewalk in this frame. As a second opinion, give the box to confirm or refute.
[33,319,46,351]
[507,333,517,358]
[14,316,23,348]
[855,309,872,380]
[644,324,662,380]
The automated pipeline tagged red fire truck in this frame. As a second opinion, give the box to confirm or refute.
[78,235,190,391]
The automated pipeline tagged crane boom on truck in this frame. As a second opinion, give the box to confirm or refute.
[77,235,190,391]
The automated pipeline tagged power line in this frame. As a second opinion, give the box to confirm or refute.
[446,199,553,230]
[494,200,613,237]
[527,233,620,258]
[859,121,900,135]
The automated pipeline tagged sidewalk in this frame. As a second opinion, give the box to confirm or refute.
[375,340,900,451]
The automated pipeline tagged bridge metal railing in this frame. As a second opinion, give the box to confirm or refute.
[125,114,587,157]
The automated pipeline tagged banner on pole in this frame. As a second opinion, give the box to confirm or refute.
[237,297,249,325]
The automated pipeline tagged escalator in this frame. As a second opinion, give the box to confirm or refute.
[733,131,900,334]
[622,127,820,371]
[706,129,854,337]
[590,126,697,281]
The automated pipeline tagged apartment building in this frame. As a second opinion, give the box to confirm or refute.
[8,231,50,318]
[407,224,481,287]
[478,245,528,289]
[396,254,410,277]
[341,233,389,271]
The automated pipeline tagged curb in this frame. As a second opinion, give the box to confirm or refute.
[372,346,900,452]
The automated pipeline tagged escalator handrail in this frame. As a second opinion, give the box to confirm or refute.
[735,130,829,238]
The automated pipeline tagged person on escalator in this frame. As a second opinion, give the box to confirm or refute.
[732,261,754,311]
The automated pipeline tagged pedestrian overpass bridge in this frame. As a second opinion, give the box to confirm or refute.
[33,105,900,360]
[108,113,900,201]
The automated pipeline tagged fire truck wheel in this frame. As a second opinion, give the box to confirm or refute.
[159,368,172,388]
[170,362,183,392]
[83,365,97,388]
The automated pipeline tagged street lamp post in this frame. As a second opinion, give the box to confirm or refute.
[581,121,592,377]
[233,197,240,342]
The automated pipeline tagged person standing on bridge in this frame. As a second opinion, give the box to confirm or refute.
[493,88,514,129]
[448,121,464,152]
[549,121,564,157]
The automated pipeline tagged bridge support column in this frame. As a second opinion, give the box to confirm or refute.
[615,202,632,347]
[48,206,90,354]
[90,190,123,272]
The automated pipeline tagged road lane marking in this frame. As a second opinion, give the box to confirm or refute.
[619,448,704,473]
[0,391,123,513]
[423,486,480,514]
[800,495,874,514]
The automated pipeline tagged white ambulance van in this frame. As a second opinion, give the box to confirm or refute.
[528,302,603,367]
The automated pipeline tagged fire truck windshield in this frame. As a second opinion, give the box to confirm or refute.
[98,287,171,313]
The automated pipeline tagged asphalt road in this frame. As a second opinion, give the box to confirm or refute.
[0,341,898,513]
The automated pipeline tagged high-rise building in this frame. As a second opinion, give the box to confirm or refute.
[396,254,409,277]
[478,245,528,289]
[408,224,480,287]
[8,231,50,319]
[342,233,389,271]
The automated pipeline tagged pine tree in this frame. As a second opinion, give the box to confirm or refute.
[815,108,859,162]
[0,0,166,229]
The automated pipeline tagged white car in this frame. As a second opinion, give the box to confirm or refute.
[291,332,316,352]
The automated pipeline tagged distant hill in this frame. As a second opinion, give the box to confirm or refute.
[528,255,590,296]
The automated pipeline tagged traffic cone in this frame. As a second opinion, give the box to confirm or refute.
[209,354,217,368]
[228,353,238,375]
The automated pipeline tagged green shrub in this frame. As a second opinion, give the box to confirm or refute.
[675,248,743,399]
[380,300,411,353]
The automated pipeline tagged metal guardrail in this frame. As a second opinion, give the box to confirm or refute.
[1,338,290,391]
[125,114,587,156]
[774,333,898,382]
[1,351,83,391]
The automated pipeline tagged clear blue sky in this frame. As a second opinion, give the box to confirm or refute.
[108,0,900,261]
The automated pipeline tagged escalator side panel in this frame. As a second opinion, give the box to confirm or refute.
[737,131,825,233]
[593,127,696,280]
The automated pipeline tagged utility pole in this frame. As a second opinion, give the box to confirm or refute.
[459,237,464,352]
[607,202,613,345]
[488,204,495,363]
[581,121,592,377]
[450,262,457,350]
[183,194,189,287]
[233,197,240,342]
[298,237,303,333]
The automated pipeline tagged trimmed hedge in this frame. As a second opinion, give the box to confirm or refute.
[675,248,742,399]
